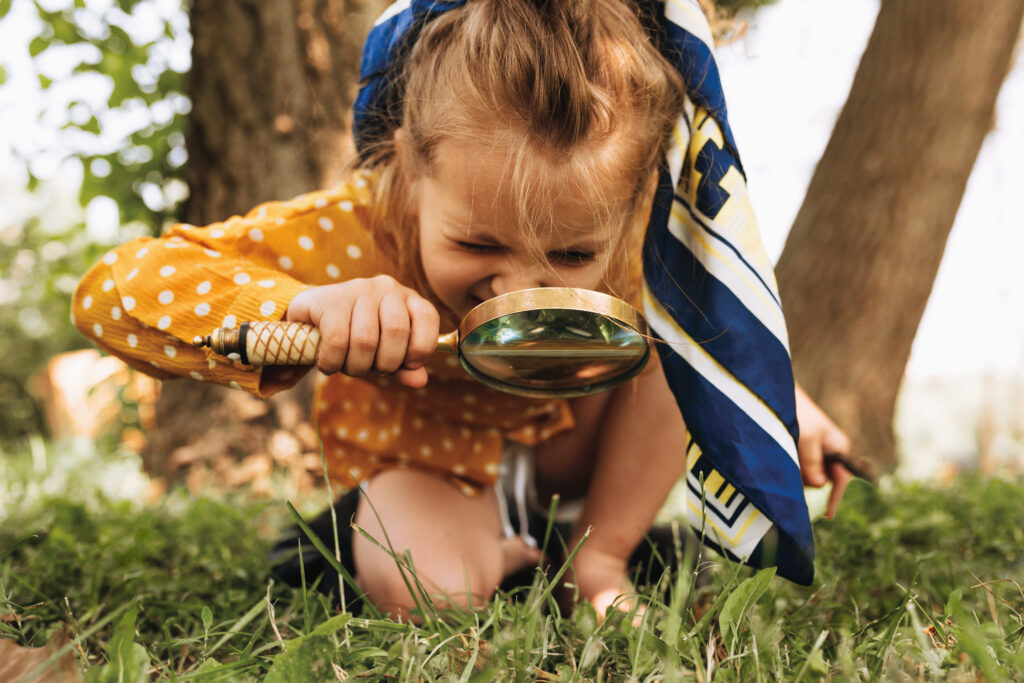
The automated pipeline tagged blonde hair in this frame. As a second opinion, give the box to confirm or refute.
[361,0,685,305]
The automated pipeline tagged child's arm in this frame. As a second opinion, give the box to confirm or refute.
[566,354,687,616]
[72,184,387,396]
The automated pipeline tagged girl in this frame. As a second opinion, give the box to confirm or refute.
[73,0,849,617]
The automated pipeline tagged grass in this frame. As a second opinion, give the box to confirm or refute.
[2,437,1024,680]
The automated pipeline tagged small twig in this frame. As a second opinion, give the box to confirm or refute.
[266,581,283,642]
[62,597,89,666]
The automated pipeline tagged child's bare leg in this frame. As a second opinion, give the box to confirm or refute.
[353,468,539,618]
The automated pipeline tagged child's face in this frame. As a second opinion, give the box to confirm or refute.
[416,140,615,319]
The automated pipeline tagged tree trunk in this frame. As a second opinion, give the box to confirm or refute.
[144,0,388,480]
[775,0,1024,480]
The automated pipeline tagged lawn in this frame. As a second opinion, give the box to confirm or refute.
[2,437,1023,680]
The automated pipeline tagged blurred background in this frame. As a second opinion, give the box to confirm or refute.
[1,0,1021,510]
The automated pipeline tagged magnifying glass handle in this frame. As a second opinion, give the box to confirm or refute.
[192,321,456,366]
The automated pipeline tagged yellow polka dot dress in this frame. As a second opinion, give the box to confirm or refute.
[72,173,574,494]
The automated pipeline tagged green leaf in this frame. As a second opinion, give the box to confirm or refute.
[945,589,963,617]
[201,605,213,631]
[718,567,776,650]
[38,73,52,89]
[264,615,352,683]
[0,65,7,86]
[0,0,11,20]
[84,606,151,683]
[29,35,49,57]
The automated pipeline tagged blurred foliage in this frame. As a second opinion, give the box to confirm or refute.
[6,0,191,229]
[0,0,189,440]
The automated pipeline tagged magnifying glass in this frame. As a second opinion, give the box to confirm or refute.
[192,287,650,398]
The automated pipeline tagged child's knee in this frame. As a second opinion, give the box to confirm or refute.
[357,556,498,616]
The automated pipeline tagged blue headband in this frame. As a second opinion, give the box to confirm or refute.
[353,0,812,584]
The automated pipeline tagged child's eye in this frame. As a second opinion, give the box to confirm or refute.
[456,241,499,254]
[549,250,596,267]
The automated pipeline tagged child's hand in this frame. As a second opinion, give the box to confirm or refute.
[795,384,853,519]
[570,547,642,624]
[285,275,440,388]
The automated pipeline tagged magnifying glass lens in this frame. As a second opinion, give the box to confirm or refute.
[459,308,649,396]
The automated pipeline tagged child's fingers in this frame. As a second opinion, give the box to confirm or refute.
[395,366,429,388]
[344,293,382,377]
[292,289,354,375]
[798,435,827,487]
[824,460,854,520]
[375,291,412,373]
[404,294,440,370]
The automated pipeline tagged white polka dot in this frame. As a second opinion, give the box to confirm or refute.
[204,249,221,258]
[349,467,362,479]
[278,256,293,270]
[276,217,285,225]
[157,315,172,330]
[223,314,237,329]
[336,426,349,438]
[442,438,454,451]
[356,428,369,442]
[230,381,241,390]
[338,200,353,212]
[161,345,176,359]
[170,236,184,243]
[126,268,138,280]
[346,244,362,259]
[453,463,467,475]
[233,273,251,285]
[355,176,367,188]
[111,306,121,321]
[342,400,353,411]
[376,400,389,413]
[207,358,216,369]
[259,301,276,316]
[485,462,499,475]
[420,445,433,458]
[93,323,103,337]
[210,228,225,238]
[472,441,483,454]
[127,333,138,348]
[392,424,402,436]
[122,296,135,311]
[158,290,174,305]
[315,198,327,208]
[102,279,114,292]
[102,251,118,265]
[82,295,93,310]
[318,216,333,232]
[150,361,161,369]
[197,281,211,295]
[248,228,264,242]
[195,302,211,316]
[135,247,149,258]
[228,353,241,361]
[160,265,175,277]
[298,236,314,251]
[378,429,389,442]
[326,264,340,279]
[460,427,471,440]
[257,279,275,288]
[190,371,204,381]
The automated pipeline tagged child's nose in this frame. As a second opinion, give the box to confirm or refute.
[490,264,547,297]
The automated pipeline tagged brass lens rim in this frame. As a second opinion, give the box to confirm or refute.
[458,287,648,339]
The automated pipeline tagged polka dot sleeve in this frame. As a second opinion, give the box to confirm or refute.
[72,177,389,397]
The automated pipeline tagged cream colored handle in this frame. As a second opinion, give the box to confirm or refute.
[194,321,455,366]
[245,321,320,365]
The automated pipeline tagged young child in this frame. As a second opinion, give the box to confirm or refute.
[73,0,850,618]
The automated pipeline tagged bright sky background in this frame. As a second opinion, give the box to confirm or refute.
[2,0,1022,382]
[716,0,1024,382]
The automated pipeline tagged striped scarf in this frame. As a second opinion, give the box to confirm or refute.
[353,0,813,584]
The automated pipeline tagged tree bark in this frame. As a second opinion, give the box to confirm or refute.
[145,0,388,479]
[775,0,1024,480]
